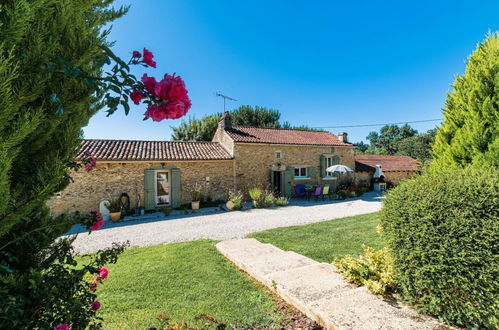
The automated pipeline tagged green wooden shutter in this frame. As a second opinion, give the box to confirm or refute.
[269,170,274,191]
[320,155,326,178]
[283,166,294,197]
[308,166,316,179]
[170,167,181,208]
[144,169,156,211]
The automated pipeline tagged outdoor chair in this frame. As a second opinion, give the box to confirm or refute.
[322,184,330,201]
[293,184,306,198]
[312,186,322,201]
[304,183,313,200]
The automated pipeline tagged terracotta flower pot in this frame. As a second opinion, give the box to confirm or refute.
[191,201,200,210]
[110,212,121,222]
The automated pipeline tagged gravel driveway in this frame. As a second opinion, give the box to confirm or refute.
[70,193,382,254]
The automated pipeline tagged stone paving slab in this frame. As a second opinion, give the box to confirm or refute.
[216,239,445,330]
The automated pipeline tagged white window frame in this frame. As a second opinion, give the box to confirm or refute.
[294,167,308,178]
[325,156,335,177]
[155,170,171,206]
[275,151,282,159]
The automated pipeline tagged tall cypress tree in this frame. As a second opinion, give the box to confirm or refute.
[0,1,128,327]
[431,33,499,170]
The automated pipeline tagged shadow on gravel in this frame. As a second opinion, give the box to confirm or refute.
[63,191,383,236]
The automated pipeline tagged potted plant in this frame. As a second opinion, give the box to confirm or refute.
[226,190,243,210]
[190,186,202,211]
[108,198,122,222]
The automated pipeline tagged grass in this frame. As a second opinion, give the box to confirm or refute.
[93,240,285,329]
[248,212,383,263]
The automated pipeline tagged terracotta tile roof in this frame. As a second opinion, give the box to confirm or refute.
[77,139,232,161]
[355,155,420,172]
[225,126,352,146]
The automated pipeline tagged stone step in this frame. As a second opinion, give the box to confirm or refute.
[216,239,445,330]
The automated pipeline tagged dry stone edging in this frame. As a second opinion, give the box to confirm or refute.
[216,238,445,330]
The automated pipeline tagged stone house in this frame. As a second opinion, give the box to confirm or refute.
[48,113,355,215]
[355,154,420,186]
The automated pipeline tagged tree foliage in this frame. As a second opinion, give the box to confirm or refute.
[365,124,417,154]
[431,32,499,170]
[0,0,132,328]
[381,166,499,328]
[171,105,322,141]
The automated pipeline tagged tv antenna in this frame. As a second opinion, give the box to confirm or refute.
[215,92,237,112]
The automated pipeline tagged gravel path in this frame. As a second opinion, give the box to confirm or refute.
[70,193,382,254]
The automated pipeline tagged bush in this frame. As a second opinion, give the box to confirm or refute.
[275,196,289,206]
[227,190,243,210]
[248,187,263,201]
[380,166,499,328]
[334,246,395,295]
[249,188,274,208]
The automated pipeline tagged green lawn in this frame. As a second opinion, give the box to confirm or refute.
[249,212,383,263]
[94,240,285,329]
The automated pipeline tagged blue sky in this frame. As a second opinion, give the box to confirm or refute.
[84,0,499,143]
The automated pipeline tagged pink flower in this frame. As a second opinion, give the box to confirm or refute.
[131,60,139,65]
[90,211,104,231]
[141,74,157,94]
[54,324,69,330]
[132,50,141,58]
[98,266,109,279]
[142,48,156,68]
[90,301,101,311]
[130,89,143,105]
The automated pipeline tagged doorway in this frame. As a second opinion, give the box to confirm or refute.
[155,170,170,206]
[272,171,283,196]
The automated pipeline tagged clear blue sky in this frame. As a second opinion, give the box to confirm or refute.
[84,0,499,143]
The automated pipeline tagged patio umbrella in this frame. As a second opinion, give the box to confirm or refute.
[326,164,354,173]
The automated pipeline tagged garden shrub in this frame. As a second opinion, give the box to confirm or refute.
[249,188,274,208]
[227,190,243,210]
[275,196,289,206]
[334,245,395,295]
[380,166,499,328]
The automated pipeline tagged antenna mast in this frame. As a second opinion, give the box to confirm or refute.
[215,92,237,112]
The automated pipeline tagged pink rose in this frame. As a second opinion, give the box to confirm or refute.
[98,266,109,279]
[90,211,105,231]
[132,50,141,58]
[141,74,157,95]
[142,48,156,68]
[90,301,101,311]
[54,324,69,330]
[130,90,143,105]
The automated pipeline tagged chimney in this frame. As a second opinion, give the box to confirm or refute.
[338,132,348,143]
[219,111,231,130]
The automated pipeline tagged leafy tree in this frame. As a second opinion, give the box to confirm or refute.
[172,105,281,141]
[353,141,370,153]
[171,106,325,141]
[366,124,417,154]
[395,129,436,165]
[431,33,499,170]
[171,115,219,141]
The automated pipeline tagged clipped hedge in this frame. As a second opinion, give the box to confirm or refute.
[380,166,498,328]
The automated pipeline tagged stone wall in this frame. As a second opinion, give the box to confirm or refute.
[212,125,235,156]
[233,143,355,193]
[47,160,234,215]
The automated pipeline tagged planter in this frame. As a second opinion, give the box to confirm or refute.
[191,201,200,211]
[226,201,242,211]
[110,211,121,222]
